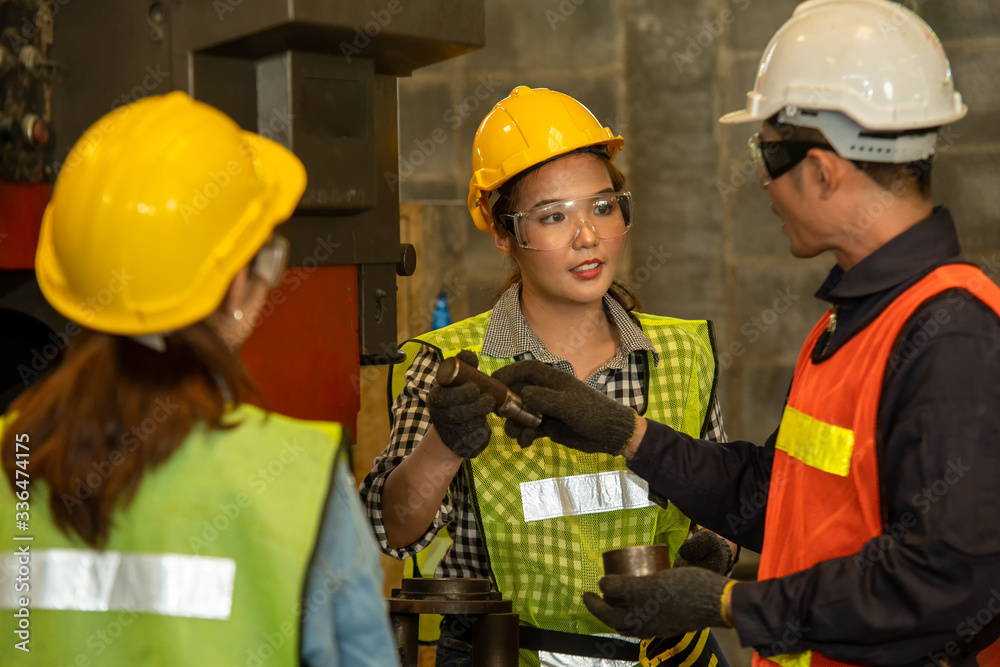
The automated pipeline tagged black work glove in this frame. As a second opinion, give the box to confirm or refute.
[491,360,636,456]
[674,531,735,576]
[427,350,496,459]
[582,567,732,638]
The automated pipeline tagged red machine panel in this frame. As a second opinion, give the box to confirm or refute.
[239,264,361,437]
[0,182,49,269]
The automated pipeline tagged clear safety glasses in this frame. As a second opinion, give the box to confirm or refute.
[748,133,836,187]
[499,191,633,251]
[249,234,289,288]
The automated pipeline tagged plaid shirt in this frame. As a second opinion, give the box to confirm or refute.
[360,285,728,580]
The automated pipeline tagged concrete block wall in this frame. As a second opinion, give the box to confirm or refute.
[386,0,1000,661]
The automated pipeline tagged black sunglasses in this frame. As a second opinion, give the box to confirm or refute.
[749,134,837,186]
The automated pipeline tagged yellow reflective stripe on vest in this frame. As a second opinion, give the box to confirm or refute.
[766,651,812,667]
[776,406,854,477]
[538,651,638,666]
[0,549,235,619]
[521,471,655,522]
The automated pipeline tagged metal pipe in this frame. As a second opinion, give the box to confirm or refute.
[436,357,542,428]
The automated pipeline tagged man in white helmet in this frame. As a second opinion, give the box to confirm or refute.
[494,1,1000,665]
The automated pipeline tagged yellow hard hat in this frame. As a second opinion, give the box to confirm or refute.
[467,86,623,233]
[36,91,306,335]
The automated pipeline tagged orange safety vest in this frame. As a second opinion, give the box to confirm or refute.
[755,264,1000,667]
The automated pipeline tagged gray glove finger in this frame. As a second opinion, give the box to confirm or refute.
[492,359,575,391]
[428,381,495,458]
[455,349,479,368]
[429,393,496,425]
[519,385,578,422]
[427,381,484,409]
[676,531,734,575]
[582,592,629,632]
[502,419,541,448]
[523,386,634,456]
[540,419,602,454]
[596,574,635,602]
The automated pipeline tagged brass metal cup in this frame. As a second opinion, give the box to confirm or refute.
[601,545,672,607]
[602,544,672,577]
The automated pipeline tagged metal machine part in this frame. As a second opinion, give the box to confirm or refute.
[437,356,544,428]
[0,1,485,370]
[602,544,672,607]
[388,578,518,667]
[0,0,55,184]
[602,544,672,577]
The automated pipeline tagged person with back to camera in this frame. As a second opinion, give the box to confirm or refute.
[495,1,1000,665]
[361,85,740,667]
[0,92,399,667]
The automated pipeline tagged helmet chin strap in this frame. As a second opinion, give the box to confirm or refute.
[778,108,939,164]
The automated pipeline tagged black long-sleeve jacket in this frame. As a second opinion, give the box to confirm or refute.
[628,209,1000,665]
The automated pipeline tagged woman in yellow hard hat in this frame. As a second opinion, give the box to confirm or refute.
[362,86,735,667]
[0,92,398,666]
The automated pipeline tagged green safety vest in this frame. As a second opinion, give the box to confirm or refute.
[395,309,717,666]
[0,404,339,666]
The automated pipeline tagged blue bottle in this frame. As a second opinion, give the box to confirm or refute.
[432,289,451,330]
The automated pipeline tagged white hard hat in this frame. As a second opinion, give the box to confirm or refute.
[720,0,967,163]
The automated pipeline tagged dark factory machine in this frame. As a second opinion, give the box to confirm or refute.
[0,0,485,432]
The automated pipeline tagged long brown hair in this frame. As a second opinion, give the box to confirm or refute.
[1,323,260,547]
[490,149,642,312]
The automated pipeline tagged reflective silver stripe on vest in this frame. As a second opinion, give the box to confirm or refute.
[521,470,655,523]
[0,549,236,620]
[539,651,638,667]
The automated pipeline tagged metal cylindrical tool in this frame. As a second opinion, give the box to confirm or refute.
[436,356,543,428]
[602,544,672,577]
[602,545,672,606]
